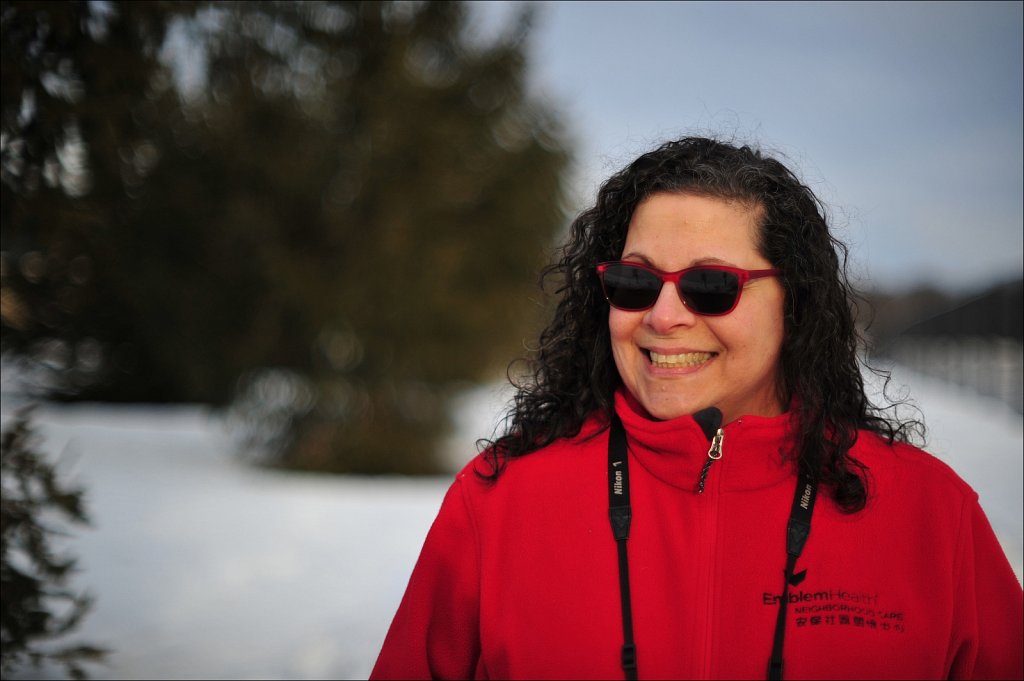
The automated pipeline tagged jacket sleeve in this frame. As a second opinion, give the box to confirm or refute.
[946,494,1023,680]
[370,476,481,680]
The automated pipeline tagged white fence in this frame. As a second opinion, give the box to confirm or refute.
[883,336,1023,414]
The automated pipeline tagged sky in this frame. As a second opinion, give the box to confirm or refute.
[469,1,1024,294]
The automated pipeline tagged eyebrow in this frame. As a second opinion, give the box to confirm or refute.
[620,252,735,268]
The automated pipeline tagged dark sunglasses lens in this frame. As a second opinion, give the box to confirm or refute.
[601,264,662,310]
[679,268,740,314]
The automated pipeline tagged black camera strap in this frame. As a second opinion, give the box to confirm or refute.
[606,413,817,681]
[768,469,817,680]
[608,414,638,680]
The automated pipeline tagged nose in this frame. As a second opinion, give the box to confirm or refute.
[644,281,698,334]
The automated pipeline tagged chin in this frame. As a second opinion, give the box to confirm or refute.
[642,398,703,422]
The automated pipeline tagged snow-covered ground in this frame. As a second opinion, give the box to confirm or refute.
[2,364,1021,680]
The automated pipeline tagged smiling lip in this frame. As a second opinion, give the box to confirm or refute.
[646,349,717,368]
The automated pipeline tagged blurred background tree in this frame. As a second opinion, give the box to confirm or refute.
[1,407,105,679]
[2,0,571,474]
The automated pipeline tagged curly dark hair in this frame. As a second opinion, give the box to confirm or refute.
[484,136,923,512]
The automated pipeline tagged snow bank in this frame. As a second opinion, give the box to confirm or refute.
[2,363,1020,679]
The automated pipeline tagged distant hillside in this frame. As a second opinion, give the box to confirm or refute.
[861,278,1023,349]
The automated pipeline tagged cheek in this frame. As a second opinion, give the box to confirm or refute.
[719,298,785,359]
[608,309,641,371]
[608,309,638,349]
[763,294,786,352]
[742,301,785,362]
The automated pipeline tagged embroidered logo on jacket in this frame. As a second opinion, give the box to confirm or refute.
[761,588,907,633]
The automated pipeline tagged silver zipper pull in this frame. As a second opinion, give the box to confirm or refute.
[707,428,724,460]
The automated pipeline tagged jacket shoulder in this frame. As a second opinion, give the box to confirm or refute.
[452,419,609,504]
[854,430,978,503]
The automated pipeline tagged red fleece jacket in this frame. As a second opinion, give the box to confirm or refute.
[371,391,1024,680]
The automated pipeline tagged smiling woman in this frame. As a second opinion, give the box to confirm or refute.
[370,137,1023,680]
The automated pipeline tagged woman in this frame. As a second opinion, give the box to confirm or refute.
[371,137,1023,680]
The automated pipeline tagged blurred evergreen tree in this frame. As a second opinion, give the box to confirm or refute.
[1,0,185,395]
[2,1,571,473]
[1,408,106,679]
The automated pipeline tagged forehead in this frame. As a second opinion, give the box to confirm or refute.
[622,192,764,264]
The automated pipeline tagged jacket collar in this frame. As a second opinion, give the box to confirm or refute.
[613,387,798,493]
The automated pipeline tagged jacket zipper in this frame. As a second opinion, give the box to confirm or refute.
[699,427,724,679]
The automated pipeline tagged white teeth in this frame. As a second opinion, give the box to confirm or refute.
[649,351,714,368]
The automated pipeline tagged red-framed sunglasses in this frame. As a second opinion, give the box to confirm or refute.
[596,261,781,316]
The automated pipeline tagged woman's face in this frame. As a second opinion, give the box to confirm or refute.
[609,192,786,424]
